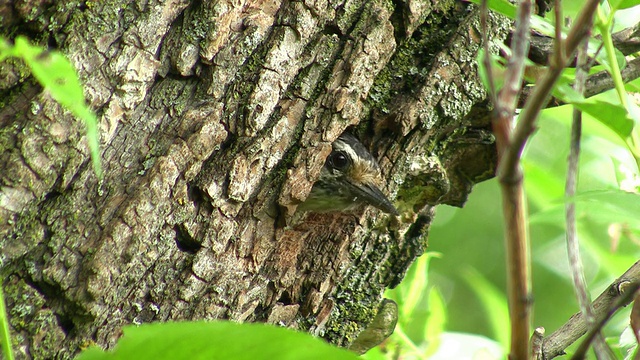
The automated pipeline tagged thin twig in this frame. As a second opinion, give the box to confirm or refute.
[531,327,545,359]
[571,282,640,359]
[565,0,588,341]
[496,0,532,122]
[480,0,498,108]
[480,4,532,359]
[553,0,563,66]
[491,3,599,360]
[542,261,640,358]
[566,31,614,359]
[528,24,640,66]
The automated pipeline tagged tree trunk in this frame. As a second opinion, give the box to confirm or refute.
[0,0,507,358]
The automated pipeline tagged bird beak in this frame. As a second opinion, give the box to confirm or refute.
[348,182,399,215]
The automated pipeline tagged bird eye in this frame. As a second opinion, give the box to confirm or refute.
[329,151,349,170]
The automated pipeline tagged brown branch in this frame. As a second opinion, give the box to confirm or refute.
[531,327,545,359]
[493,2,600,360]
[584,57,640,98]
[528,22,640,65]
[496,2,532,122]
[500,0,599,180]
[491,0,534,357]
[571,282,640,359]
[611,24,640,56]
[519,56,640,108]
[541,261,640,359]
[492,3,598,360]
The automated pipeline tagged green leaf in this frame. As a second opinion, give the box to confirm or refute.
[578,222,639,278]
[399,253,431,321]
[425,289,446,339]
[523,159,566,209]
[612,0,640,10]
[530,189,640,227]
[591,37,627,76]
[386,252,439,326]
[462,268,510,349]
[360,346,387,360]
[578,190,640,223]
[1,36,102,177]
[573,99,635,140]
[476,49,493,95]
[0,285,15,360]
[423,288,446,358]
[76,321,360,360]
[426,332,504,359]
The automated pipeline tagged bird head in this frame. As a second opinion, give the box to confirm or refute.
[299,133,398,215]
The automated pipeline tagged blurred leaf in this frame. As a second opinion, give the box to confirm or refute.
[383,253,444,358]
[620,325,638,360]
[387,252,440,326]
[360,346,386,360]
[426,332,504,360]
[574,99,635,140]
[578,220,639,277]
[462,268,510,349]
[11,38,85,108]
[476,49,505,96]
[591,39,627,76]
[76,321,360,360]
[552,77,585,104]
[613,0,640,10]
[469,0,517,17]
[530,190,640,228]
[626,77,640,93]
[423,288,446,358]
[630,293,640,343]
[0,285,14,360]
[400,254,431,321]
[579,191,640,225]
[523,160,566,209]
[0,36,102,177]
[387,325,423,359]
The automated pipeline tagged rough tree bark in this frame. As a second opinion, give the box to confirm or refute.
[0,0,507,358]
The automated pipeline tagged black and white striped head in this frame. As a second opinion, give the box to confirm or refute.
[299,133,398,215]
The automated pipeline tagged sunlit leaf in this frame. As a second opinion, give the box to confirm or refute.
[574,99,635,140]
[630,293,640,344]
[462,268,510,349]
[613,0,640,10]
[76,321,360,360]
[426,332,504,360]
[620,326,638,360]
[400,254,430,321]
[0,285,14,360]
[0,36,102,177]
[360,346,386,360]
[477,49,506,96]
[423,288,446,358]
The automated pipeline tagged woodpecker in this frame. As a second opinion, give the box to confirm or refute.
[298,133,399,215]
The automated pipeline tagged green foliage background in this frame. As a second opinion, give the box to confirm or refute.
[375,87,640,358]
[372,2,640,358]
